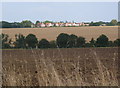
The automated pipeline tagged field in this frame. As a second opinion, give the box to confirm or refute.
[1,26,118,41]
[2,48,119,86]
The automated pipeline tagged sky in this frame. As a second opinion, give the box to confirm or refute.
[1,2,118,23]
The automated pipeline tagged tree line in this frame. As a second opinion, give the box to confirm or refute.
[89,19,118,26]
[0,19,119,28]
[1,20,33,28]
[1,33,120,49]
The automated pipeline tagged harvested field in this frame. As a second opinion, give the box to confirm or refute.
[1,26,118,41]
[2,48,119,86]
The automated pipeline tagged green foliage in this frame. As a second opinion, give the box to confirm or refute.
[50,40,57,48]
[89,21,105,26]
[85,43,91,47]
[14,34,26,48]
[108,41,114,47]
[38,39,50,48]
[56,33,70,48]
[2,34,11,48]
[118,21,120,26]
[0,21,31,28]
[1,21,12,28]
[114,39,120,47]
[96,34,109,47]
[44,20,53,23]
[11,22,22,28]
[35,21,40,25]
[68,34,78,48]
[76,37,86,47]
[25,34,38,48]
[21,20,33,28]
[1,33,119,49]
[106,19,118,26]
[110,19,118,26]
[89,38,96,47]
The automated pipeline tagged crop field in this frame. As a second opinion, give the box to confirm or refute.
[2,47,119,86]
[1,26,118,41]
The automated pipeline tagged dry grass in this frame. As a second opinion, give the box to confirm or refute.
[1,26,118,41]
[2,48,119,86]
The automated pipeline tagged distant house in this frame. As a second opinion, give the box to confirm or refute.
[31,23,35,28]
[85,24,89,26]
[65,23,73,26]
[45,23,54,27]
[36,23,41,27]
[40,23,46,27]
[35,21,90,28]
[73,23,80,26]
[54,23,60,27]
[100,24,106,26]
[36,23,46,27]
[59,23,65,27]
[81,22,85,26]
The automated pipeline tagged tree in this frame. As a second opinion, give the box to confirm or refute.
[44,20,53,23]
[118,21,120,26]
[85,43,91,47]
[89,21,104,26]
[76,36,86,47]
[96,34,109,47]
[89,38,96,47]
[38,39,50,48]
[50,40,57,48]
[110,19,117,26]
[35,21,40,27]
[2,33,11,48]
[114,39,120,47]
[56,33,70,48]
[0,21,23,28]
[108,41,114,47]
[1,21,12,28]
[35,21,40,25]
[25,34,38,48]
[21,20,32,28]
[11,22,22,28]
[14,34,26,48]
[68,34,78,48]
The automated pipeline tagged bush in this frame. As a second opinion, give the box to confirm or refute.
[96,34,109,47]
[114,39,120,47]
[25,34,38,48]
[56,33,70,48]
[38,39,50,48]
[50,40,57,48]
[68,34,78,48]
[76,37,86,47]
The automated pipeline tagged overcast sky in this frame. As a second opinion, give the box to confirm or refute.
[2,2,118,23]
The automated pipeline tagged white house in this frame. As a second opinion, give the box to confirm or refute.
[54,23,59,27]
[59,23,65,27]
[100,24,106,26]
[45,23,54,27]
[40,23,46,27]
[31,23,35,28]
[65,23,73,26]
[72,23,80,26]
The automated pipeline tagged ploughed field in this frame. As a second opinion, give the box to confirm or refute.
[1,26,118,41]
[2,48,119,86]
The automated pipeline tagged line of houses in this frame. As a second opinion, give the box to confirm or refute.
[31,22,90,28]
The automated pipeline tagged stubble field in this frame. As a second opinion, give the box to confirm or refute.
[2,48,119,86]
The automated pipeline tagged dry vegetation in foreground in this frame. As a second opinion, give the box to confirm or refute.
[2,47,119,86]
